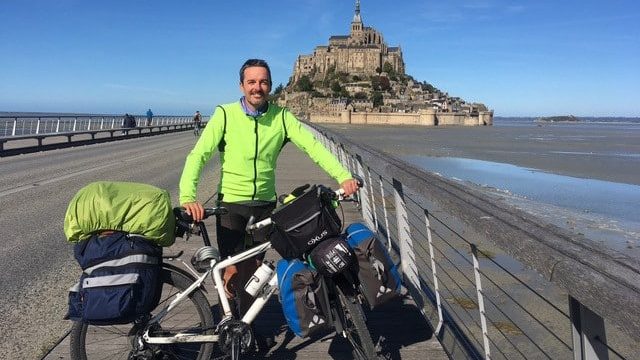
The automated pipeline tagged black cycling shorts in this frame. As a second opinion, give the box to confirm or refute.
[215,201,276,258]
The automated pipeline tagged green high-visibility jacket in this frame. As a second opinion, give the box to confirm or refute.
[179,101,351,204]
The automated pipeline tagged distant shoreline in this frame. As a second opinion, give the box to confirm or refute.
[535,115,579,123]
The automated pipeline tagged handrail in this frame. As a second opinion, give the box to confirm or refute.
[306,121,639,359]
[0,114,194,137]
[0,122,204,156]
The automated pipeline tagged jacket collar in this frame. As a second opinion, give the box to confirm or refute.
[240,97,269,117]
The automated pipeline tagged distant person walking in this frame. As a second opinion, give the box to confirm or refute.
[193,110,202,136]
[122,113,136,134]
[146,108,153,126]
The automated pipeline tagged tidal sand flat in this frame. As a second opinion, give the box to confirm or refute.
[322,119,640,256]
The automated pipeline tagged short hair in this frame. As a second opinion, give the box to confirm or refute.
[239,59,272,86]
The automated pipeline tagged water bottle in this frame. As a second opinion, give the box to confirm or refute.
[244,262,275,297]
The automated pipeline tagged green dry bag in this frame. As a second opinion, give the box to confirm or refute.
[64,181,175,246]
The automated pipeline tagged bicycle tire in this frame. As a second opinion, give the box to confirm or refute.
[335,286,380,360]
[70,267,215,360]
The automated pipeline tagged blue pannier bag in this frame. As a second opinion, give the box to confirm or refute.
[65,232,163,325]
[276,258,330,338]
[345,223,402,309]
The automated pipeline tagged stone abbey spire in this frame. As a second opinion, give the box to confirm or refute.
[353,0,362,23]
[291,0,404,82]
[351,0,363,35]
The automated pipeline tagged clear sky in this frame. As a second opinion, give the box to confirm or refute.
[1,0,638,117]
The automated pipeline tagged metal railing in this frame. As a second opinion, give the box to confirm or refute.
[0,114,193,137]
[308,123,639,360]
[0,114,204,156]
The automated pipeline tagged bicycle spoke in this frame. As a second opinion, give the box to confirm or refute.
[70,268,214,360]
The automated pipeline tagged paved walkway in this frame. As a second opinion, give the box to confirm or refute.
[43,146,447,360]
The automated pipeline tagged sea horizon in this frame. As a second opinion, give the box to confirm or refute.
[2,111,639,121]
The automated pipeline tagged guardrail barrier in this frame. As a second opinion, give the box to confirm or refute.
[308,123,639,360]
[0,114,202,156]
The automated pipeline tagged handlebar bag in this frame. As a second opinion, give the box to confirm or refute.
[269,185,341,259]
[65,232,163,325]
[345,223,402,309]
[276,258,330,338]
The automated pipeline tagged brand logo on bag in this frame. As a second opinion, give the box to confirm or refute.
[308,314,326,328]
[307,229,328,245]
[377,285,392,298]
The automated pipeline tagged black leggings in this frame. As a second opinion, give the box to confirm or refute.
[215,201,276,258]
[215,201,276,316]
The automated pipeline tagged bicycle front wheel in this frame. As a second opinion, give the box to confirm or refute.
[70,267,215,360]
[335,286,380,360]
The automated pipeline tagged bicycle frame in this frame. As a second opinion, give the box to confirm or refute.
[143,241,277,345]
[71,180,380,360]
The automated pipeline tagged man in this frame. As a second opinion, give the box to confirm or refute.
[122,113,135,134]
[146,108,153,126]
[192,110,202,136]
[179,59,358,323]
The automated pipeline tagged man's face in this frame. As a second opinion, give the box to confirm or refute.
[240,66,271,111]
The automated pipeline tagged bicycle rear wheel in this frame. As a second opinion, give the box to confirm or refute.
[335,286,380,360]
[70,267,215,360]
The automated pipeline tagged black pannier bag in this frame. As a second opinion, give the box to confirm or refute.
[307,236,354,277]
[345,223,402,309]
[269,184,341,259]
[66,232,163,325]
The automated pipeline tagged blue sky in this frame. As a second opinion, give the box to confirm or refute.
[1,0,638,117]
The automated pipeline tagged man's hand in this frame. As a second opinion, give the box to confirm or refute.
[181,201,205,222]
[340,178,360,197]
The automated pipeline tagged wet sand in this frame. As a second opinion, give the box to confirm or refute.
[322,122,640,186]
[321,121,640,255]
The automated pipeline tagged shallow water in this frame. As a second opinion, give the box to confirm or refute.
[403,155,640,254]
[403,155,640,223]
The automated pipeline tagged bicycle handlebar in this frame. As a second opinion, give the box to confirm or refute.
[174,206,228,246]
[245,179,364,232]
[174,206,228,223]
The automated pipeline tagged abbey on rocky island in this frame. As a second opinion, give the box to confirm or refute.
[291,0,404,83]
[278,0,493,126]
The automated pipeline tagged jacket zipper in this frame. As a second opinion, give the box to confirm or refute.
[251,116,259,200]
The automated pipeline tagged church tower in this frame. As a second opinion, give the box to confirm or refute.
[350,0,363,42]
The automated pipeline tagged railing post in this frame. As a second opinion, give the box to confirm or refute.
[12,118,17,136]
[87,118,92,130]
[55,118,60,133]
[100,117,104,130]
[569,296,609,360]
[339,144,347,167]
[471,244,491,359]
[111,118,115,129]
[392,179,420,292]
[355,155,374,230]
[379,175,391,250]
[366,165,379,233]
[425,210,444,334]
[36,117,41,134]
[72,117,77,132]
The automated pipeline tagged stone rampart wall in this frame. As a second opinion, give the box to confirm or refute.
[308,110,493,126]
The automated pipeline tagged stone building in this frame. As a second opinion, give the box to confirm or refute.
[280,0,493,126]
[291,0,404,83]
